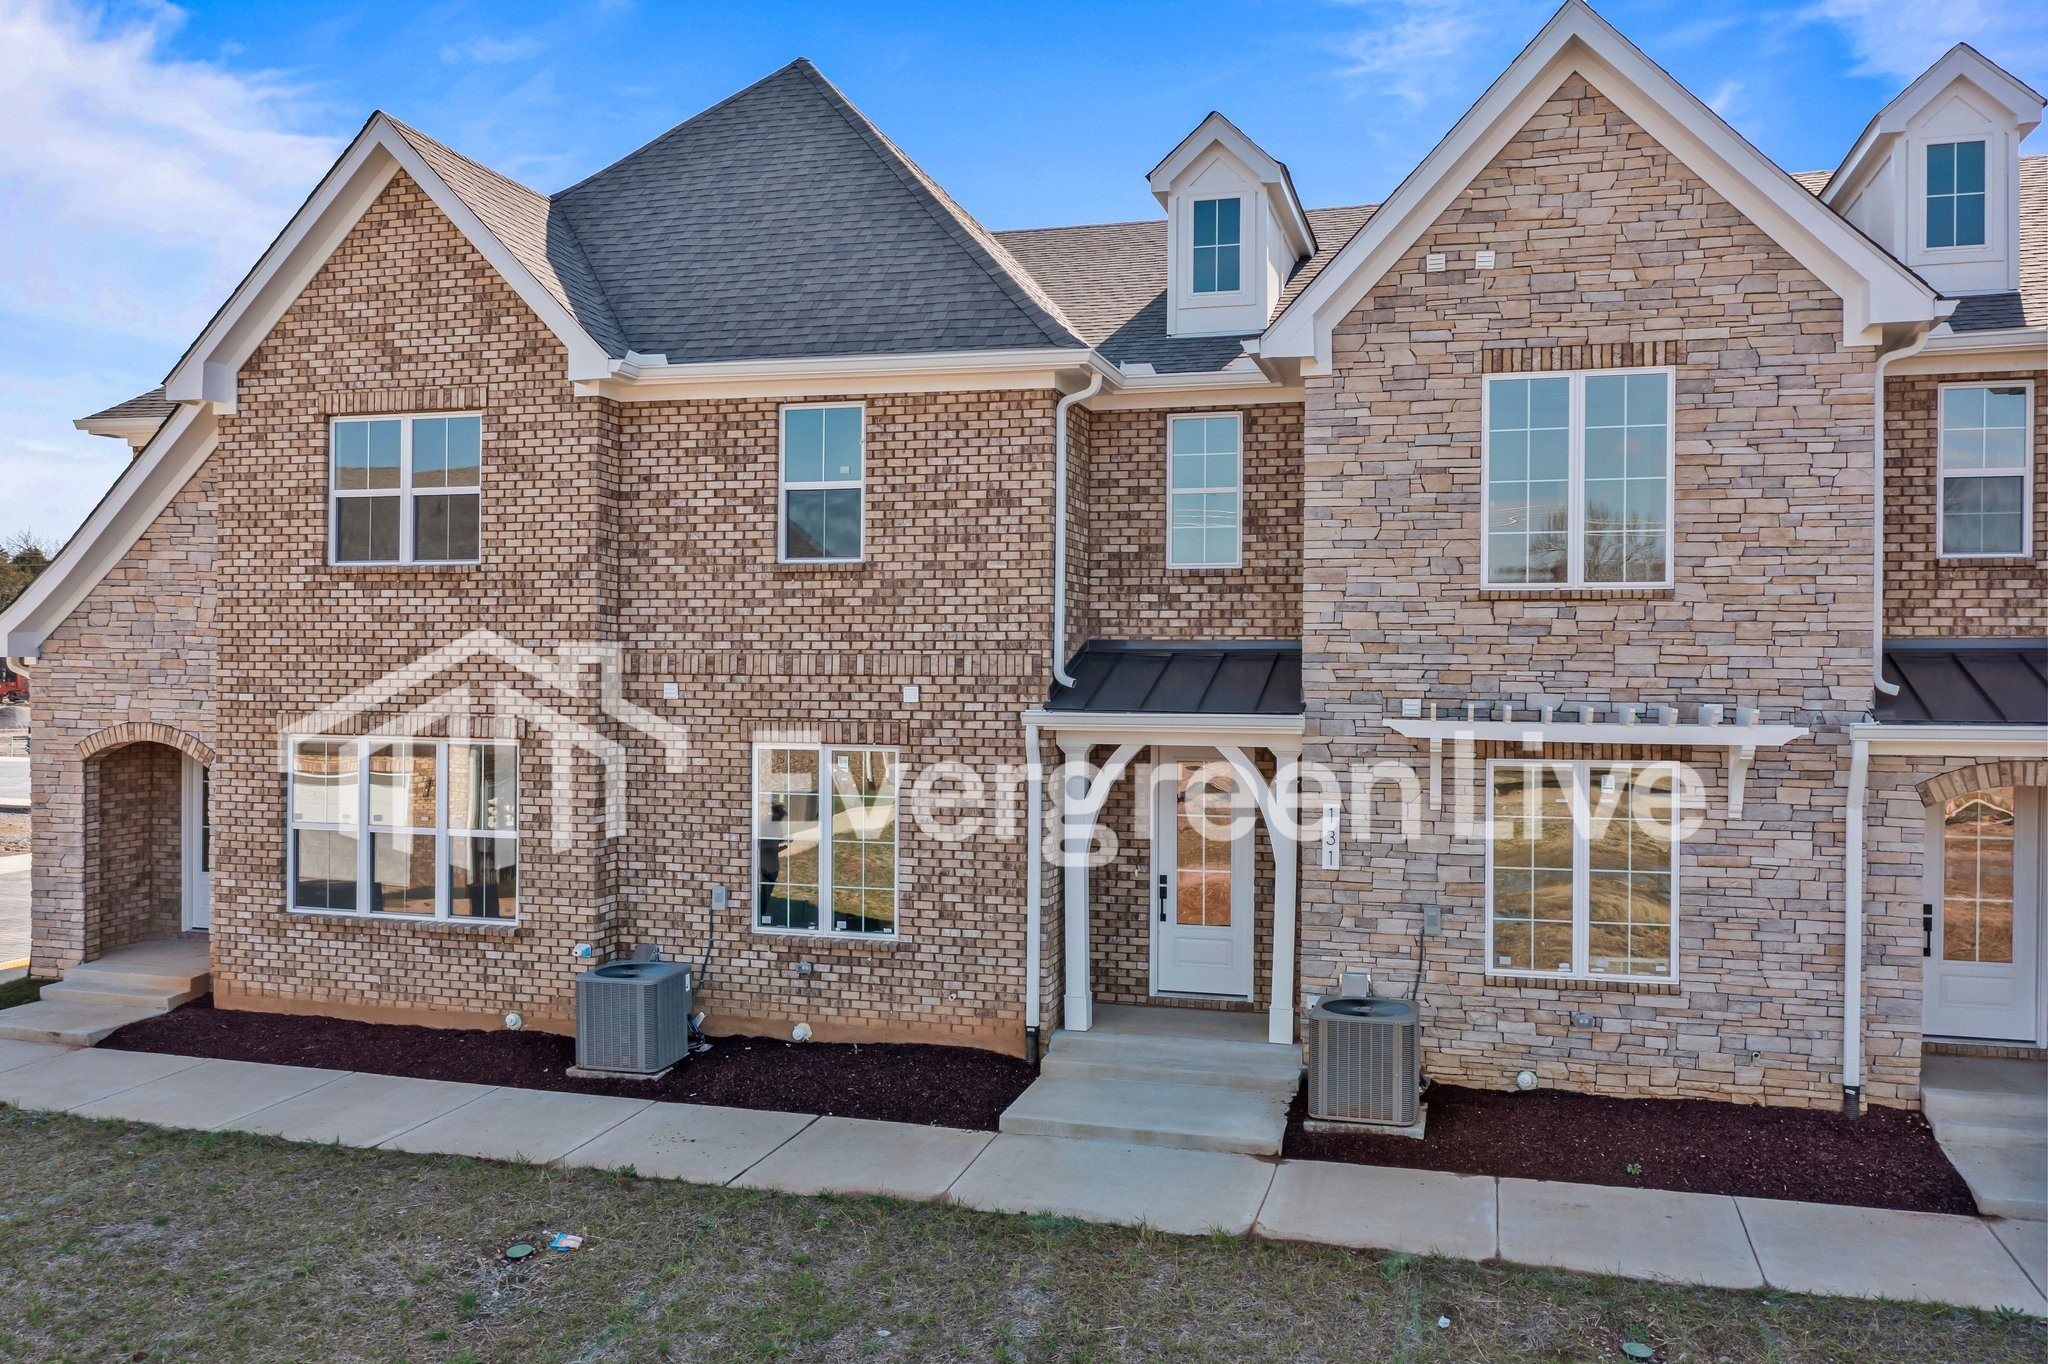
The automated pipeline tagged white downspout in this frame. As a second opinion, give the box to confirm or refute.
[1843,733,1871,1115]
[1051,372,1102,688]
[1023,720,1044,1060]
[1872,330,1935,698]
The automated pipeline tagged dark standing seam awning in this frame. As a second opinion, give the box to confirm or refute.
[1046,640,1303,716]
[1877,641,2048,725]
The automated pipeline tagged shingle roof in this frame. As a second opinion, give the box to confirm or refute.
[1046,640,1304,715]
[1877,641,2048,724]
[996,204,1377,375]
[388,118,629,358]
[550,60,1083,364]
[82,388,175,423]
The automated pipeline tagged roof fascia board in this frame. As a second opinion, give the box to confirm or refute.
[1263,7,1946,365]
[577,346,1116,401]
[1020,708,1307,742]
[164,118,613,413]
[1,404,217,656]
[1852,722,2048,756]
[1087,373,1303,411]
[1893,330,2048,374]
[73,415,164,449]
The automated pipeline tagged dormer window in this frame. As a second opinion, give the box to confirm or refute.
[1925,140,1987,248]
[1192,198,1241,294]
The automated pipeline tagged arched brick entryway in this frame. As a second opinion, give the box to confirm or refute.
[78,724,211,960]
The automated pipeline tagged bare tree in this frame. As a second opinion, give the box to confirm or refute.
[0,530,57,612]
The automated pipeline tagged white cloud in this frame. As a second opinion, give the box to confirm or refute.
[1807,0,2048,81]
[1331,0,1549,108]
[1705,80,1744,117]
[440,34,545,65]
[0,0,342,343]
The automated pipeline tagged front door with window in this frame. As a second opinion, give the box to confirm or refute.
[181,755,211,931]
[1924,786,2046,1044]
[1150,756,1254,999]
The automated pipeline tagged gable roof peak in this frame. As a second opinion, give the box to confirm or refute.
[1148,110,1316,257]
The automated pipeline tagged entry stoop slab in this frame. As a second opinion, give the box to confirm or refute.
[1000,1075,1291,1155]
[1923,1056,2048,1221]
[0,939,213,1048]
[0,1000,169,1047]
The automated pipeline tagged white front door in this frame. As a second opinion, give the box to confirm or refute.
[1924,785,2045,1044]
[1151,755,1254,999]
[181,755,212,931]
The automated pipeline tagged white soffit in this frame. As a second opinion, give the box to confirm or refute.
[162,113,614,412]
[1261,0,1948,366]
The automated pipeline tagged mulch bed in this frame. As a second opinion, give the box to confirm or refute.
[104,997,1036,1132]
[1283,1083,1978,1215]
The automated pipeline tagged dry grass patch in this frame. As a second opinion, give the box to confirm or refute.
[0,1106,2039,1362]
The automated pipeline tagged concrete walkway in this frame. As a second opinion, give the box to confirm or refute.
[0,854,29,968]
[0,1037,2040,1315]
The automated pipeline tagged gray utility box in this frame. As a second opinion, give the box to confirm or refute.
[1307,995,1421,1126]
[575,959,694,1076]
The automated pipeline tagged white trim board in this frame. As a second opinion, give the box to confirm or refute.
[1259,0,1948,368]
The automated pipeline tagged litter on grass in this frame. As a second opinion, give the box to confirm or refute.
[549,1234,584,1252]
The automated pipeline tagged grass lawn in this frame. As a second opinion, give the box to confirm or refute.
[0,1108,2040,1363]
[0,975,45,1010]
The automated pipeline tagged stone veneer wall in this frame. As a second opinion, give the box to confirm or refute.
[1080,404,1303,641]
[1883,370,2047,637]
[30,463,217,978]
[1301,76,1895,1109]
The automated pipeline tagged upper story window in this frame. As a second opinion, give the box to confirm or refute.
[330,414,480,565]
[1483,370,1672,588]
[754,744,898,937]
[1167,413,1243,568]
[1939,382,2033,557]
[1925,140,1988,249]
[288,737,518,921]
[780,403,864,562]
[1191,197,1241,294]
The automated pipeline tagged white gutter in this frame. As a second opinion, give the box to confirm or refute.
[1050,372,1103,688]
[1023,721,1044,1048]
[1871,328,1937,698]
[1842,732,1870,1115]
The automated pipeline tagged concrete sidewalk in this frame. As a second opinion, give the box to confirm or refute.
[0,1037,2039,1315]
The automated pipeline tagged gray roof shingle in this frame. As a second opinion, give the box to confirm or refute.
[996,204,1377,375]
[82,388,174,423]
[550,60,1083,363]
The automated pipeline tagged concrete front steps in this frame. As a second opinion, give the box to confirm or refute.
[1923,1055,2048,1221]
[1000,1004,1301,1156]
[0,938,210,1047]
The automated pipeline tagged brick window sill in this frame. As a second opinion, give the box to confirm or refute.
[283,908,520,932]
[771,561,869,575]
[748,925,908,949]
[1484,974,1682,996]
[1931,556,2037,566]
[1476,587,1676,601]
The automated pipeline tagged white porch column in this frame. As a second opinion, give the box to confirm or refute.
[1059,737,1095,1033]
[1267,741,1302,1046]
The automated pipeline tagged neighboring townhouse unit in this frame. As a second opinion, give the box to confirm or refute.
[5,2,2042,1115]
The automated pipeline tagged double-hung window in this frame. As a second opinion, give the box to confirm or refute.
[1192,197,1241,294]
[1167,413,1242,568]
[780,403,864,562]
[330,414,481,564]
[754,744,898,936]
[1484,369,1672,587]
[1925,140,1988,250]
[288,737,517,920]
[1938,383,2032,557]
[1487,761,1679,982]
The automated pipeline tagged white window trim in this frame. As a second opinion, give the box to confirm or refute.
[751,741,900,939]
[1165,410,1245,570]
[1482,759,1682,985]
[328,412,483,567]
[285,737,518,924]
[777,401,867,564]
[1936,379,2035,560]
[1479,366,1677,590]
[1910,133,2001,264]
[1188,194,1248,301]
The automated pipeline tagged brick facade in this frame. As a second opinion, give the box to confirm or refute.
[1882,370,2048,637]
[1299,77,1902,1109]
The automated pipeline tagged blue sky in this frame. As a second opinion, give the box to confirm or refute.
[3,0,2044,545]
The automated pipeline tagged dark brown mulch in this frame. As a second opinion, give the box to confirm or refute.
[1284,1082,1977,1215]
[103,997,1036,1131]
